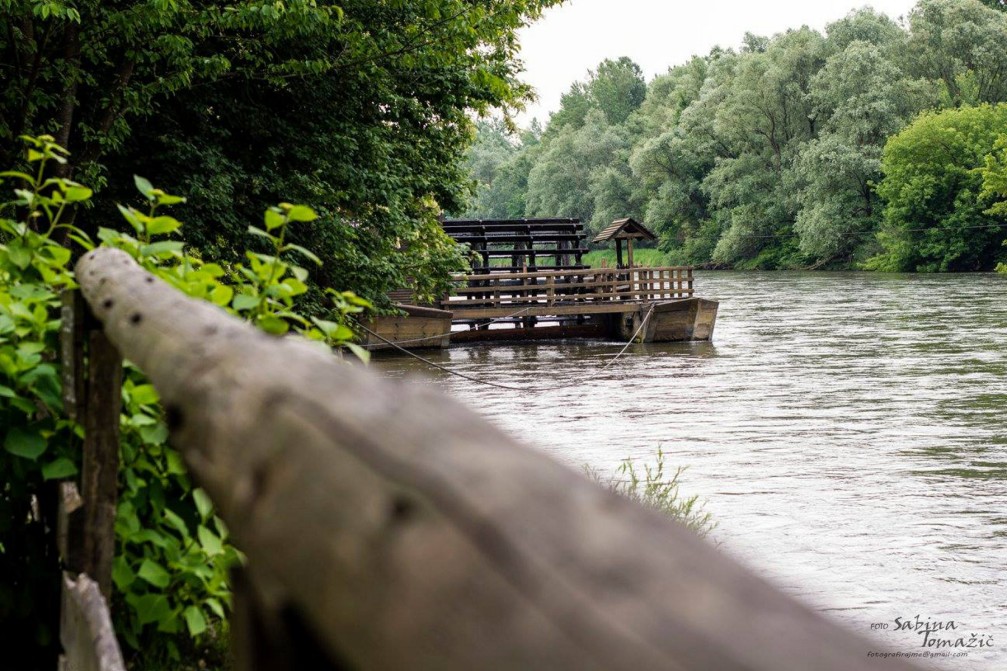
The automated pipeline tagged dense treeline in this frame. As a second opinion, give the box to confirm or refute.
[1,0,560,305]
[461,0,1007,271]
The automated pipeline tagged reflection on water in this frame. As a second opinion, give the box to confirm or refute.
[373,271,1007,670]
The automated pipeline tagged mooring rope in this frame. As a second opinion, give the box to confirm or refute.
[355,303,657,392]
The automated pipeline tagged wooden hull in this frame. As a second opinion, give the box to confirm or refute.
[363,304,453,350]
[614,298,718,343]
[364,299,717,349]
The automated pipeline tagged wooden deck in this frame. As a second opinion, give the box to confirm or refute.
[363,266,716,349]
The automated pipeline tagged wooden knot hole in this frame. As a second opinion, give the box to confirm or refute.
[389,495,416,524]
[165,404,184,432]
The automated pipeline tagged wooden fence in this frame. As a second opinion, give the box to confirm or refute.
[442,266,694,320]
[63,247,924,670]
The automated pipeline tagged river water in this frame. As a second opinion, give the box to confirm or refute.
[373,271,1007,669]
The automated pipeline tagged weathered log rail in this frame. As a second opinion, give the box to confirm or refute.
[71,247,923,670]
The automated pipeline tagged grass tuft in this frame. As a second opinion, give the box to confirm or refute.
[586,447,716,538]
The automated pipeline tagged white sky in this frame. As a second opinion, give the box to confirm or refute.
[516,0,919,124]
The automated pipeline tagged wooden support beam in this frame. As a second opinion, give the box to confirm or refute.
[75,248,920,671]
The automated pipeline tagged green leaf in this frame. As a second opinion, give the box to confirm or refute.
[284,243,321,265]
[129,413,157,427]
[285,204,318,222]
[282,278,308,296]
[137,559,171,588]
[264,208,285,231]
[134,175,155,201]
[205,598,225,620]
[0,170,35,182]
[193,488,213,520]
[42,457,78,480]
[209,285,234,307]
[139,423,169,445]
[344,342,371,364]
[310,317,351,341]
[134,594,171,626]
[4,427,47,460]
[147,216,182,235]
[183,605,208,636]
[197,525,223,556]
[130,384,160,406]
[140,241,185,257]
[232,293,260,311]
[63,185,93,202]
[256,315,289,335]
[116,204,144,235]
[41,243,72,267]
[112,556,136,590]
[200,263,226,277]
[156,193,186,206]
[165,450,186,475]
[247,225,275,240]
[157,610,181,634]
[163,509,189,537]
[7,239,32,269]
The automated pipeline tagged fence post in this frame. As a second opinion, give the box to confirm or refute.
[59,290,126,669]
[59,573,127,671]
[59,289,123,599]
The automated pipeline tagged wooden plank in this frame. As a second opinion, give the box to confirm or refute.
[80,328,123,601]
[60,290,87,423]
[443,288,693,307]
[57,481,84,571]
[447,303,653,319]
[452,277,629,295]
[75,247,919,671]
[60,572,126,671]
[450,322,608,343]
[451,266,694,282]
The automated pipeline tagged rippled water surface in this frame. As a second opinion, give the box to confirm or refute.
[373,271,1007,669]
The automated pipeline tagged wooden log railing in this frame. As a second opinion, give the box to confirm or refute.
[74,247,922,671]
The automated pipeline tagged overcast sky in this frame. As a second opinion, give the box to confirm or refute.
[516,0,919,124]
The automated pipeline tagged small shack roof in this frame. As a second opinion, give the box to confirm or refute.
[592,217,658,243]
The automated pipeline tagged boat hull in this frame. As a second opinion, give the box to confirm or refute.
[363,304,453,350]
[614,298,718,343]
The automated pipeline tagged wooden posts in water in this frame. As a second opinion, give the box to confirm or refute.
[72,247,922,671]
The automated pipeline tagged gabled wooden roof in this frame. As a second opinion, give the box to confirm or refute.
[592,217,658,243]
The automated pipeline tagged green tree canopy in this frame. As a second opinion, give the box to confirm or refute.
[548,57,647,132]
[460,0,1007,272]
[1,0,560,303]
[905,0,1007,106]
[872,104,1007,271]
